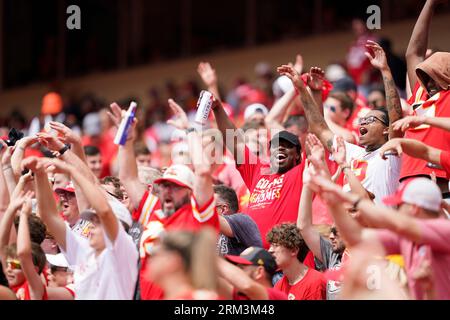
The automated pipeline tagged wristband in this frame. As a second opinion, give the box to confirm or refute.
[58,144,71,157]
[185,127,196,134]
[341,165,351,172]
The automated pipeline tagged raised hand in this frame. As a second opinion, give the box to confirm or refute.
[197,62,218,87]
[333,136,347,166]
[1,143,14,167]
[36,132,66,151]
[19,191,35,216]
[307,67,325,91]
[8,190,34,212]
[108,102,138,142]
[365,40,388,71]
[166,99,189,130]
[392,115,427,132]
[21,156,45,173]
[17,135,39,149]
[378,138,403,160]
[41,158,73,175]
[277,64,305,90]
[49,121,81,145]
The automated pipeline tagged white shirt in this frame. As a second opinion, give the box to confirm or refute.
[62,223,138,300]
[335,139,401,204]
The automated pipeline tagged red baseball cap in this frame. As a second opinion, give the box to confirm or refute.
[55,181,76,194]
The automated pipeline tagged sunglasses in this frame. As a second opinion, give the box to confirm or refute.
[7,259,21,270]
[358,115,388,126]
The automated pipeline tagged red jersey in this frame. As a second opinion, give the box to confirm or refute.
[232,287,288,300]
[440,151,450,178]
[237,147,305,249]
[12,281,48,300]
[274,269,326,300]
[401,84,450,180]
[137,192,219,300]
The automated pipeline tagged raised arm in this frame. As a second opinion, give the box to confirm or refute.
[333,136,372,199]
[393,115,450,134]
[2,146,18,195]
[297,163,322,262]
[10,136,39,178]
[278,65,335,152]
[109,102,147,210]
[379,138,441,165]
[0,189,30,268]
[48,158,120,242]
[0,140,11,212]
[23,157,67,251]
[197,62,221,101]
[48,121,88,165]
[217,258,269,300]
[405,0,439,90]
[308,176,368,247]
[265,88,297,131]
[365,40,403,139]
[211,98,246,162]
[188,129,215,208]
[17,194,46,300]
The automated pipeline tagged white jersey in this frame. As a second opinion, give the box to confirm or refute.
[334,138,401,204]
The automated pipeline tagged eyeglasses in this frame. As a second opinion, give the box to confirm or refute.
[358,116,388,126]
[6,259,21,270]
[50,265,68,273]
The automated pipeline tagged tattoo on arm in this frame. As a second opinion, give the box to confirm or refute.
[383,72,402,122]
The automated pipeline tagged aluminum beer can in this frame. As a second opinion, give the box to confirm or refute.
[195,90,214,124]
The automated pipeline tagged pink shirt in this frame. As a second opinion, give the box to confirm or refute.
[377,218,450,300]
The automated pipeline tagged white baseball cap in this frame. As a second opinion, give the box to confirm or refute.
[383,178,442,212]
[46,253,69,268]
[154,164,195,190]
[244,103,269,121]
[80,196,133,229]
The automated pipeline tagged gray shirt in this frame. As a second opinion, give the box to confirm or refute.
[217,213,263,256]
[319,236,343,300]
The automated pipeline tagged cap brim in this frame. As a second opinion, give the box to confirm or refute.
[225,255,253,266]
[382,194,403,206]
[55,188,75,194]
[153,178,191,189]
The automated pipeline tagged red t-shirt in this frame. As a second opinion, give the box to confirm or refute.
[274,269,326,300]
[138,193,219,300]
[237,147,305,248]
[440,151,450,178]
[232,287,288,300]
[401,84,450,180]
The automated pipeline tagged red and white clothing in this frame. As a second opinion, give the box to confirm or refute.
[377,218,450,300]
[336,138,401,204]
[346,34,378,85]
[401,84,450,181]
[237,147,305,248]
[138,193,219,300]
[274,269,326,300]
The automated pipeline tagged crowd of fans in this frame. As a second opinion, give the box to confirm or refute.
[0,0,449,300]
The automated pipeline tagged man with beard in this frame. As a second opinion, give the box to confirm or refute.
[110,102,219,300]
